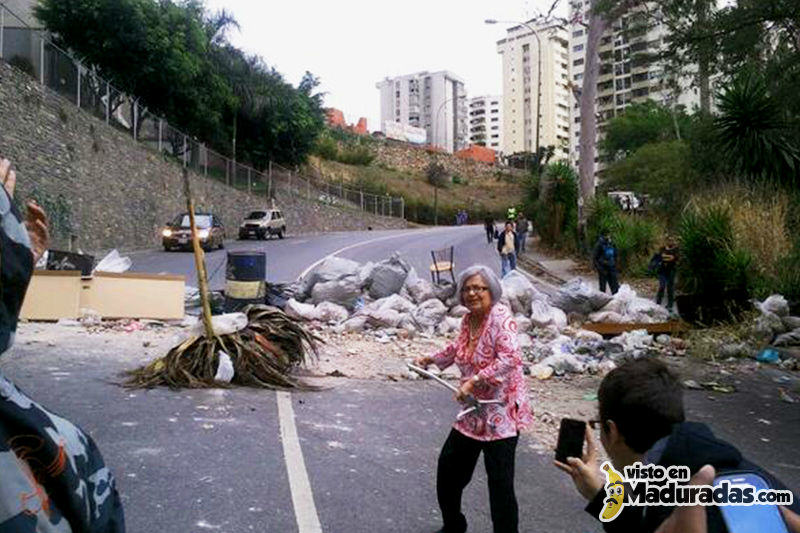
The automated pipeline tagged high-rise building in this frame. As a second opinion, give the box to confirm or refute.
[467,95,503,153]
[376,71,467,153]
[569,0,700,170]
[496,21,572,161]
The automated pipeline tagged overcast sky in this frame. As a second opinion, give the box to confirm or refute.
[204,0,569,132]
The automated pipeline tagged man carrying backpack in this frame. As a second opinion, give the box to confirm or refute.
[593,230,620,295]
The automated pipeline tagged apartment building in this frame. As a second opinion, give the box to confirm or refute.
[376,71,467,153]
[496,21,572,161]
[569,0,700,169]
[467,95,503,153]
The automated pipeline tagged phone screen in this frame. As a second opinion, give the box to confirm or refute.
[555,418,586,464]
[715,473,790,533]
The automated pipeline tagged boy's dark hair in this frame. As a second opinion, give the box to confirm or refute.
[598,359,685,453]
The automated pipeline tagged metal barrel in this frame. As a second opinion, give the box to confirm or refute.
[224,251,266,312]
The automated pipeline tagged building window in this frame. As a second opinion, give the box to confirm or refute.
[574,73,583,81]
[573,44,584,52]
[573,29,584,38]
[573,58,584,67]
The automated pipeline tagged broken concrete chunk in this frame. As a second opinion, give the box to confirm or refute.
[285,298,317,321]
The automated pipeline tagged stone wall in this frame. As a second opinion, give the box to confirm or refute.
[0,62,404,255]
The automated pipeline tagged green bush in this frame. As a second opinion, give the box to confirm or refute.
[314,134,339,161]
[587,196,661,273]
[677,204,752,298]
[338,145,375,166]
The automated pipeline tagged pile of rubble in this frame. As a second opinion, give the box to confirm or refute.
[285,254,462,337]
[283,255,687,379]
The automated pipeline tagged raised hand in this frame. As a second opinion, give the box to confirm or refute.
[554,425,604,501]
[26,200,49,263]
[0,158,50,262]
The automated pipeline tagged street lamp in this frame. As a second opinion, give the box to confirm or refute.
[485,18,542,157]
[433,94,465,153]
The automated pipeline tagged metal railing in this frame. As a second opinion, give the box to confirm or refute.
[0,2,405,219]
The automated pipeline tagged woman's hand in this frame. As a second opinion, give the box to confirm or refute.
[0,158,50,263]
[26,200,49,263]
[413,356,433,369]
[455,377,476,403]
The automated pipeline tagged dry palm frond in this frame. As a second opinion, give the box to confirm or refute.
[125,305,323,390]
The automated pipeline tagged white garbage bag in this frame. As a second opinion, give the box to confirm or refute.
[551,278,613,315]
[191,312,248,337]
[94,249,132,274]
[214,351,235,383]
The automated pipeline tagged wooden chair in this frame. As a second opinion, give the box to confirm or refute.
[430,246,455,285]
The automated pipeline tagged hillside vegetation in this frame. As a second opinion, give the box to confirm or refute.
[306,131,526,225]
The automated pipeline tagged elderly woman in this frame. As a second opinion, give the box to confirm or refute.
[414,265,533,533]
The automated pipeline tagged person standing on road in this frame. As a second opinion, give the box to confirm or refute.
[414,265,533,533]
[0,157,126,532]
[496,221,518,277]
[654,237,679,312]
[515,213,529,253]
[593,230,620,295]
[483,215,495,244]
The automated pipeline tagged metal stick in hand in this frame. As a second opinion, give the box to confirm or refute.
[407,364,503,420]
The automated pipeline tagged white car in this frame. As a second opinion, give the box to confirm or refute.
[238,209,286,240]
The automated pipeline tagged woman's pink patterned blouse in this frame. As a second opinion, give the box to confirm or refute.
[431,302,534,441]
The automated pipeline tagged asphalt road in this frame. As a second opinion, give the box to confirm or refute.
[3,226,798,532]
[128,225,502,290]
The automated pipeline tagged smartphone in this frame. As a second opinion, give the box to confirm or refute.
[715,472,790,533]
[555,418,586,463]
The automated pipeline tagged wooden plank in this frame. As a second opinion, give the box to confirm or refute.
[20,271,83,320]
[93,271,186,282]
[581,321,689,337]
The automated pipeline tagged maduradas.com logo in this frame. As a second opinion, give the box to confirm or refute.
[599,461,795,523]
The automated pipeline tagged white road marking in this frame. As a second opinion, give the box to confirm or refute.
[297,227,456,280]
[277,391,323,533]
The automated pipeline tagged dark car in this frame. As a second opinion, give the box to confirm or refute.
[162,213,225,251]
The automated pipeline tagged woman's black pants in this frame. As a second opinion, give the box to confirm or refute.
[436,428,519,533]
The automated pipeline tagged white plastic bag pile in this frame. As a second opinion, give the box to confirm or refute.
[754,294,800,347]
[588,284,670,324]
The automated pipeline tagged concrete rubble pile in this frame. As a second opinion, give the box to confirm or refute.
[285,257,689,378]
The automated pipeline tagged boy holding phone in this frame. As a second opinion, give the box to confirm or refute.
[555,359,800,532]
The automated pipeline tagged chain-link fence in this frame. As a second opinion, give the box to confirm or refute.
[0,2,404,219]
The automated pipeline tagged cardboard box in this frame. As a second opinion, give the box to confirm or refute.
[20,270,83,320]
[20,271,186,321]
[80,272,185,320]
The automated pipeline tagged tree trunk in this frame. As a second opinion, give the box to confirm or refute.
[697,3,711,114]
[433,187,439,226]
[578,1,608,244]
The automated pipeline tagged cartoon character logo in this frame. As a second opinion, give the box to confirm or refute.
[599,462,626,522]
